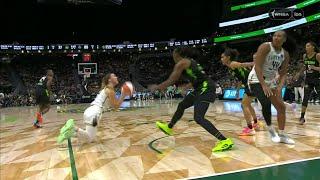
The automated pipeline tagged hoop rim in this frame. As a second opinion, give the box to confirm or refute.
[84,71,91,78]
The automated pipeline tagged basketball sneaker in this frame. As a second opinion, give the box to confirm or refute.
[57,119,75,143]
[212,138,233,152]
[156,121,173,136]
[279,133,295,144]
[36,112,43,124]
[33,120,42,128]
[267,126,280,143]
[253,120,264,131]
[239,127,255,136]
[299,117,305,125]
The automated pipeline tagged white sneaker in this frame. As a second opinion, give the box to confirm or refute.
[267,126,280,143]
[279,134,295,144]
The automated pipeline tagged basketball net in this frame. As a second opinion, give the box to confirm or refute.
[84,72,90,81]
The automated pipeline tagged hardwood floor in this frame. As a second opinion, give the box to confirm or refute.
[1,100,319,179]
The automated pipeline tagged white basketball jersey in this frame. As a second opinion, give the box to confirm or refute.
[248,42,285,86]
[91,88,110,108]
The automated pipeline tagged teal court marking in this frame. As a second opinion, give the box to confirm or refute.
[148,131,214,154]
[148,129,313,154]
[67,138,78,180]
[149,130,319,179]
[149,135,170,154]
[186,157,320,180]
[122,120,158,126]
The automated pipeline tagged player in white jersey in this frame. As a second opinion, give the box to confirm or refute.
[57,73,130,144]
[248,31,294,144]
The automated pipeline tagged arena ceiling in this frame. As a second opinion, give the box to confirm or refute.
[1,0,223,43]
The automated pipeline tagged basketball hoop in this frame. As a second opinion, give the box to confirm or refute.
[84,71,90,80]
[83,68,91,80]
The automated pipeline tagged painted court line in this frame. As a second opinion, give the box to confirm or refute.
[184,156,320,179]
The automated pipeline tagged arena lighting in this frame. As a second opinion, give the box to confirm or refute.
[38,0,122,5]
[219,0,320,27]
[214,12,320,42]
[231,0,276,11]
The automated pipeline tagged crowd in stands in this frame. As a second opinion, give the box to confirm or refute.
[1,22,319,108]
[1,55,78,107]
[0,65,11,90]
[135,53,174,86]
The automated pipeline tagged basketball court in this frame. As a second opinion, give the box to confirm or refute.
[1,100,319,179]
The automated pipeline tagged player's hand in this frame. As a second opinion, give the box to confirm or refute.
[309,65,316,70]
[262,84,273,97]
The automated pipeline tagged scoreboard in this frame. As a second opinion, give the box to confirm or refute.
[0,38,208,53]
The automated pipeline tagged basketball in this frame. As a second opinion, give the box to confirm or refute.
[121,81,134,96]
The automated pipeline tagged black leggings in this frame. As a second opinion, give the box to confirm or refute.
[249,83,272,126]
[168,89,226,140]
[302,82,320,107]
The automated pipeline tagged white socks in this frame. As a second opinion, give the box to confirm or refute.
[278,129,285,135]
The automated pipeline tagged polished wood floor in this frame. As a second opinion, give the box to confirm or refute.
[0,100,319,180]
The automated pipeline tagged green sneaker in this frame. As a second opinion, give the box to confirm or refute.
[156,121,173,136]
[60,119,75,134]
[212,138,233,152]
[57,119,75,143]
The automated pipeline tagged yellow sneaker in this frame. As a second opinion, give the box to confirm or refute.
[156,121,173,136]
[212,138,233,152]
